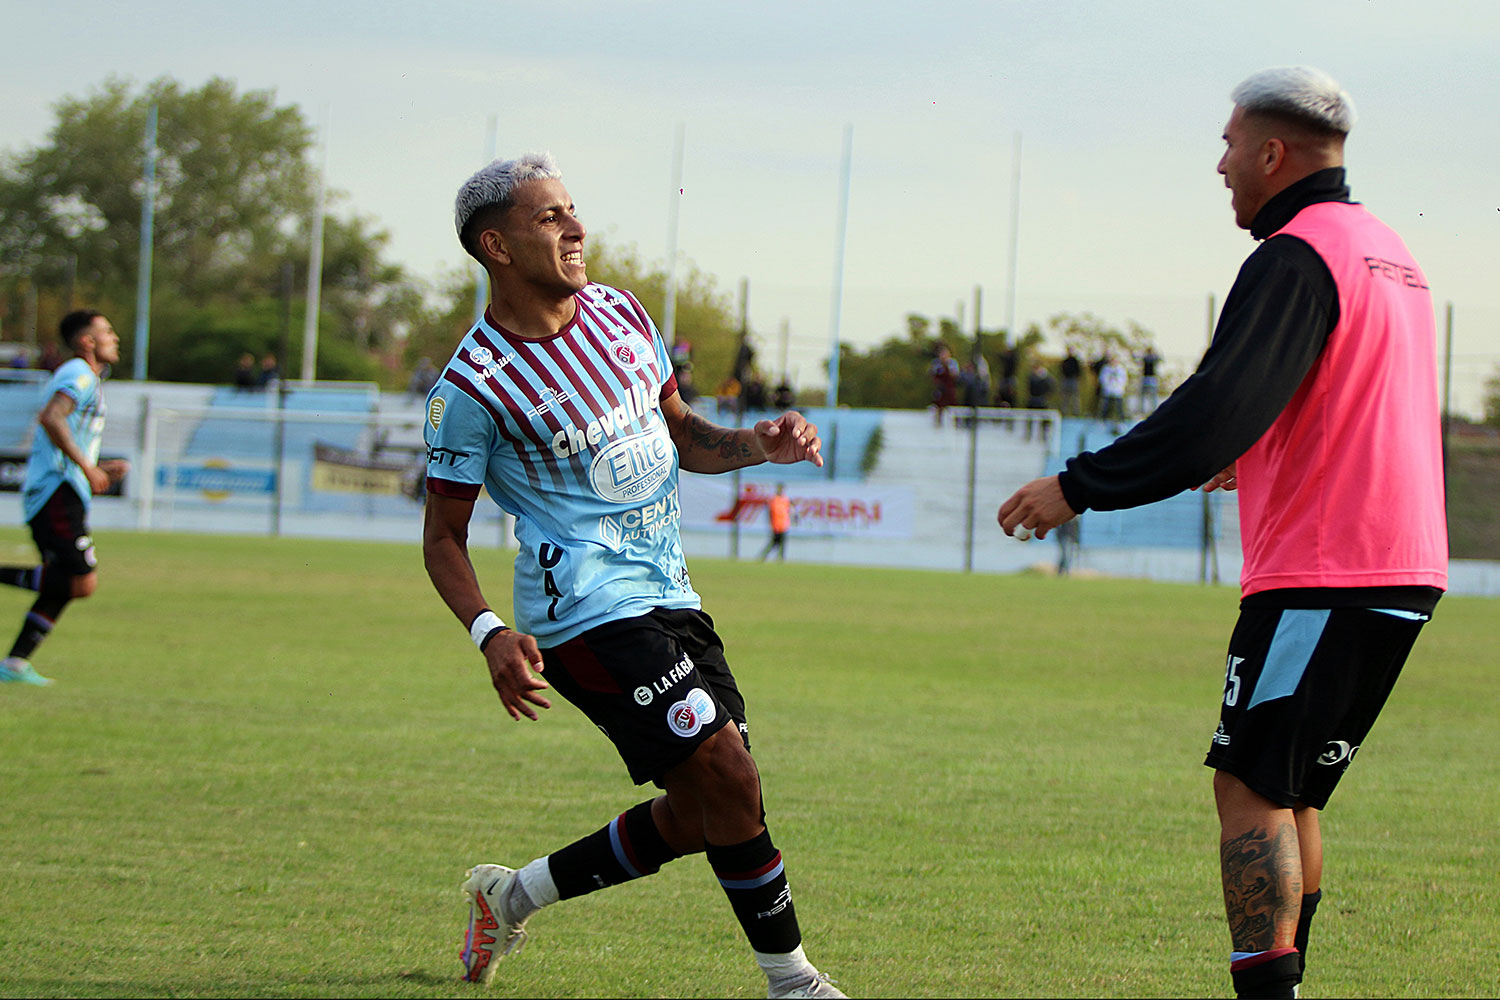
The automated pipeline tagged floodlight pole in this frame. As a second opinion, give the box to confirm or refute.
[963,284,982,572]
[473,114,498,325]
[301,106,329,386]
[132,104,158,382]
[663,123,686,351]
[1200,292,1219,584]
[826,124,853,409]
[1004,132,1021,339]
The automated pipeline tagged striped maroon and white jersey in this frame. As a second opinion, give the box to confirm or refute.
[424,283,699,646]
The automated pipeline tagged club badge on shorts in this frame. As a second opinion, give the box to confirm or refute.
[666,687,716,738]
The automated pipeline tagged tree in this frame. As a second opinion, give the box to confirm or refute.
[1485,366,1500,428]
[0,76,417,384]
[1046,311,1153,364]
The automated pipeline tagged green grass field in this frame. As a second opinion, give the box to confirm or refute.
[0,530,1495,998]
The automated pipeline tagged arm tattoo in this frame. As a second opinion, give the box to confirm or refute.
[1219,822,1302,953]
[682,410,754,462]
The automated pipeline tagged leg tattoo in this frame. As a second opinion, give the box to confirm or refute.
[1220,821,1301,953]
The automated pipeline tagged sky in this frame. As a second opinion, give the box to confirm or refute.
[3,0,1497,415]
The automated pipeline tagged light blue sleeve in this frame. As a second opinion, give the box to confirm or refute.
[423,384,497,492]
[49,361,96,408]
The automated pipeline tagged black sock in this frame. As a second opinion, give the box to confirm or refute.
[0,566,41,591]
[546,800,682,900]
[9,589,70,660]
[1230,949,1301,1000]
[1295,889,1322,974]
[705,828,802,955]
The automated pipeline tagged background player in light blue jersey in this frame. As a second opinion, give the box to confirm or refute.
[424,153,844,998]
[0,310,127,686]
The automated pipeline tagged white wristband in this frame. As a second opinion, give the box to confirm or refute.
[469,610,507,649]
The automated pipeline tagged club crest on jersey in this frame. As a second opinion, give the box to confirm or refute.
[608,332,653,372]
[667,687,716,738]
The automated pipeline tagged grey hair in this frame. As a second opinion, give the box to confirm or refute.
[454,151,563,241]
[1232,66,1356,135]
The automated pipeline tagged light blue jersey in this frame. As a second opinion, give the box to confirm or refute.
[423,283,700,646]
[23,358,106,522]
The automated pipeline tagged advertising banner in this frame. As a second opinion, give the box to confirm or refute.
[678,475,913,539]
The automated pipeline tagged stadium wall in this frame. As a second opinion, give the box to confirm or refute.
[0,380,1493,596]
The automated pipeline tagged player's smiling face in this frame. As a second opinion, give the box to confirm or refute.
[500,178,588,295]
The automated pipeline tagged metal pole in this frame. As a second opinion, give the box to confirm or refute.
[1004,132,1022,339]
[778,318,789,383]
[826,124,853,409]
[474,114,498,325]
[132,104,158,381]
[662,123,685,350]
[731,278,748,560]
[274,262,294,536]
[963,284,982,572]
[300,106,329,385]
[136,394,155,530]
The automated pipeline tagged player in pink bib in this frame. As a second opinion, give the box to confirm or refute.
[999,67,1446,999]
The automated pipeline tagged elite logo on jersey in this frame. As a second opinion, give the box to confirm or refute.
[667,687,716,738]
[589,421,674,504]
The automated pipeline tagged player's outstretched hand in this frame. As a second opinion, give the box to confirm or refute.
[483,630,551,722]
[1194,463,1238,493]
[754,412,823,467]
[997,474,1078,541]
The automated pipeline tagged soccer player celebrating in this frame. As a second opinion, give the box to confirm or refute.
[998,68,1446,999]
[0,310,127,686]
[423,153,844,998]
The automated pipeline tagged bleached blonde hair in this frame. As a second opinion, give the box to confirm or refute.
[1231,66,1356,136]
[454,152,563,259]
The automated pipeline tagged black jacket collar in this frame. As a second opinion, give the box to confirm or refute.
[1250,167,1353,240]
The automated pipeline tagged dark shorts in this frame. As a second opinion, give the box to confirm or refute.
[541,608,749,785]
[28,484,97,577]
[1204,605,1427,809]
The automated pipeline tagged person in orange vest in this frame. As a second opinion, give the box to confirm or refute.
[759,484,793,562]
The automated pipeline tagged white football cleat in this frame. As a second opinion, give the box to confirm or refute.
[459,864,530,984]
[770,971,848,999]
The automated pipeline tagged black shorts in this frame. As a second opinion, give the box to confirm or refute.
[541,608,750,785]
[1204,605,1427,809]
[28,484,97,577]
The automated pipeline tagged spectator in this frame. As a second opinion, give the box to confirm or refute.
[257,353,281,389]
[234,353,257,391]
[1025,361,1056,442]
[929,344,960,426]
[1089,352,1109,415]
[1098,356,1128,433]
[1138,346,1162,414]
[409,357,440,399]
[995,346,1020,408]
[772,379,796,410]
[1059,349,1083,415]
[743,376,767,412]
